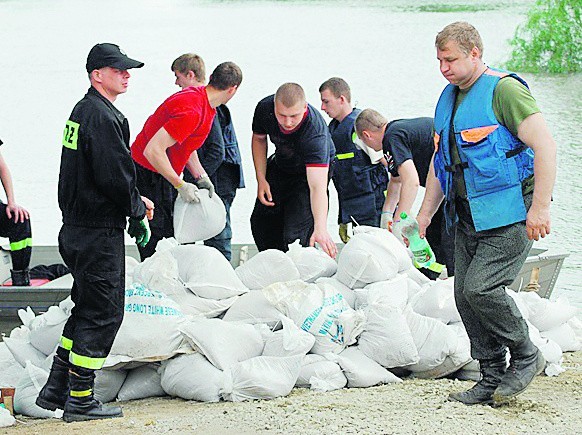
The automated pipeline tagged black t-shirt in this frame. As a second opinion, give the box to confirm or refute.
[252,95,335,174]
[382,117,434,187]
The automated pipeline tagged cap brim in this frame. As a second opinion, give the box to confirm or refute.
[112,58,144,70]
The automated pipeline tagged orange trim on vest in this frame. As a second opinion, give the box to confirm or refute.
[460,125,499,143]
[484,68,508,78]
[433,132,440,152]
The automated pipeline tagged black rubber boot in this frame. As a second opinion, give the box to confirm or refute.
[493,339,545,404]
[63,368,123,423]
[448,357,506,405]
[10,269,30,286]
[36,355,70,411]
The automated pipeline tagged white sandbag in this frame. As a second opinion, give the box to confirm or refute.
[222,291,283,328]
[406,278,424,300]
[527,321,561,365]
[94,369,128,404]
[520,292,579,332]
[329,347,402,388]
[3,337,46,368]
[160,353,224,402]
[13,362,55,418]
[405,266,431,287]
[235,249,300,290]
[357,304,419,368]
[541,323,582,352]
[405,307,459,372]
[506,288,530,320]
[315,277,356,309]
[568,316,582,341]
[286,240,337,282]
[106,283,191,367]
[117,364,165,401]
[222,355,303,402]
[173,193,226,243]
[411,278,461,324]
[262,316,315,357]
[172,245,248,300]
[262,280,365,354]
[125,256,140,286]
[133,249,185,297]
[361,274,410,311]
[0,342,24,388]
[179,318,264,370]
[0,407,15,428]
[29,305,69,356]
[172,293,238,318]
[352,225,411,272]
[296,354,347,392]
[17,307,35,328]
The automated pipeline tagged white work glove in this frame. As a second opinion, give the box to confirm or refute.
[195,175,215,198]
[380,211,393,231]
[175,182,201,203]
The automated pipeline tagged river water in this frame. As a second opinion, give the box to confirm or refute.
[0,0,580,317]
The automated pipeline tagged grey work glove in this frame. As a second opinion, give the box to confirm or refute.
[195,175,215,198]
[128,217,151,247]
[176,182,201,203]
[380,211,393,231]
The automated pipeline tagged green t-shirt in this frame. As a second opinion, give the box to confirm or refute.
[449,75,539,199]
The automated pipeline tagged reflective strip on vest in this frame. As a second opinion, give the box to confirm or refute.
[10,238,32,251]
[336,152,355,160]
[60,336,73,351]
[414,260,445,274]
[70,352,106,370]
[70,389,92,398]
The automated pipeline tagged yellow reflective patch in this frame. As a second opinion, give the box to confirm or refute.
[10,238,32,251]
[70,352,106,370]
[60,336,73,350]
[62,120,80,150]
[337,152,355,160]
[70,389,92,398]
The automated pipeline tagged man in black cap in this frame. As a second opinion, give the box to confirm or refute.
[36,43,153,422]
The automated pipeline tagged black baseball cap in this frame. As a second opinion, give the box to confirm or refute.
[86,43,144,73]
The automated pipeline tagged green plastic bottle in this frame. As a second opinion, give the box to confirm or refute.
[398,212,435,268]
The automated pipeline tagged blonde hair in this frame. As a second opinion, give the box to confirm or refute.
[355,109,388,135]
[435,21,484,57]
[171,53,205,82]
[275,83,306,107]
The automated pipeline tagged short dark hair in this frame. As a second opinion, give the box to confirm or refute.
[171,53,205,82]
[208,62,243,90]
[319,77,351,103]
[275,83,306,107]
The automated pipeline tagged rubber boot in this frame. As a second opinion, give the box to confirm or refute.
[493,338,545,404]
[448,357,506,405]
[35,355,70,410]
[63,368,123,423]
[10,269,30,286]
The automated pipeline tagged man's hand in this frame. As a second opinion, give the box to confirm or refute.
[416,212,432,239]
[176,182,201,203]
[128,217,151,247]
[195,175,215,198]
[338,223,350,243]
[380,211,393,231]
[310,228,337,259]
[526,203,551,241]
[6,203,30,223]
[141,196,154,220]
[257,179,275,206]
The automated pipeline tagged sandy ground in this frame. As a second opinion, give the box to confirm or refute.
[2,351,581,435]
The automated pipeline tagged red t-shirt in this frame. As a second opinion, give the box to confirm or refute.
[131,86,216,175]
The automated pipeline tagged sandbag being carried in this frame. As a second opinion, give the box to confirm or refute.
[106,283,191,367]
[222,291,283,328]
[173,194,226,243]
[172,245,249,300]
[179,318,264,370]
[160,353,224,402]
[235,249,300,290]
[328,347,402,388]
[286,240,337,282]
[296,354,347,392]
[221,355,303,402]
[262,280,365,354]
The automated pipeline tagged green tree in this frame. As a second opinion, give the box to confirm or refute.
[506,0,582,73]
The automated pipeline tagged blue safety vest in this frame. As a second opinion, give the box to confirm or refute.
[433,67,534,232]
[330,109,388,224]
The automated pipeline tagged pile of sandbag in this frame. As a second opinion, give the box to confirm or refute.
[3,228,580,417]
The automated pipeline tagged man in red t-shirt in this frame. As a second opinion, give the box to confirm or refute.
[131,62,242,259]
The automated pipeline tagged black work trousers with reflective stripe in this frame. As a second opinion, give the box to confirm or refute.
[0,202,32,271]
[59,224,125,369]
[251,157,331,252]
[453,193,533,360]
[135,164,177,260]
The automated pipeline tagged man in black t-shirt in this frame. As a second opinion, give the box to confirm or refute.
[355,109,454,277]
[250,83,337,258]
